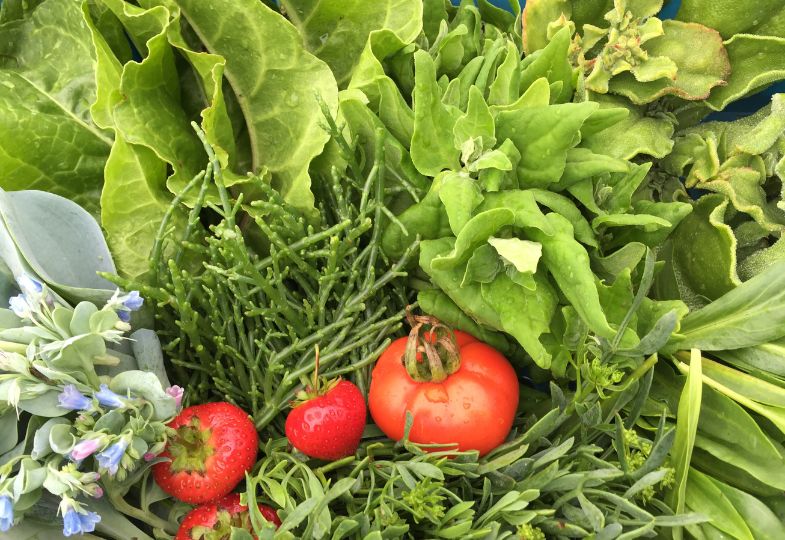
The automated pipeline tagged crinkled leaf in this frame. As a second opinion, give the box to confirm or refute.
[739,235,785,281]
[100,136,174,281]
[175,0,339,210]
[282,0,422,87]
[104,3,206,202]
[654,195,739,309]
[676,0,785,39]
[706,34,785,111]
[0,0,112,214]
[608,20,730,104]
[703,168,785,232]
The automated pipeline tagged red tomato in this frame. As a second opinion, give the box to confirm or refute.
[368,330,519,456]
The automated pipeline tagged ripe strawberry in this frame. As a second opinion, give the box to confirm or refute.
[153,402,258,504]
[175,493,281,540]
[285,378,367,460]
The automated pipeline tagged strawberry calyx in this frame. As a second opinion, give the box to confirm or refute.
[291,376,342,406]
[403,308,461,384]
[169,416,214,474]
[190,507,252,540]
[289,344,342,407]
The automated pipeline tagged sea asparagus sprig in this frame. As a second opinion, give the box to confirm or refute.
[112,116,419,436]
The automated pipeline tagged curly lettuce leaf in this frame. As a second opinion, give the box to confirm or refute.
[282,0,422,87]
[706,34,785,111]
[608,20,730,104]
[175,0,339,210]
[0,0,112,214]
[676,0,785,39]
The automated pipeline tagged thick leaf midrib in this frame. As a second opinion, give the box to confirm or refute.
[8,72,113,147]
[176,3,265,172]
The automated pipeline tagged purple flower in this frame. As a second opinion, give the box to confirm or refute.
[117,310,131,323]
[84,483,104,499]
[8,294,31,318]
[122,291,144,311]
[58,385,92,411]
[16,275,43,296]
[94,385,125,409]
[96,438,129,476]
[71,439,101,461]
[0,495,13,532]
[143,452,156,462]
[62,507,101,537]
[165,385,184,408]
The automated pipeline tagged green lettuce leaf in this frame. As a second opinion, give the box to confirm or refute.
[175,0,339,210]
[282,0,422,87]
[608,20,730,104]
[0,0,112,214]
[676,0,785,39]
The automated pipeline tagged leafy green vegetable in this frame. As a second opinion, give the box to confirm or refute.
[0,190,117,305]
[174,0,339,210]
[282,0,423,86]
[244,394,700,539]
[666,262,785,351]
[116,119,416,429]
[676,0,785,39]
[0,0,112,213]
[667,349,702,538]
[7,1,785,538]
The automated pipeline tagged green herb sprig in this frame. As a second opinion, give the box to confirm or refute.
[113,116,420,435]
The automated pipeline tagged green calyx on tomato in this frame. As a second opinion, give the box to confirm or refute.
[403,310,461,383]
[369,312,519,456]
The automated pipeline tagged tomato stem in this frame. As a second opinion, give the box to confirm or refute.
[403,307,461,383]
